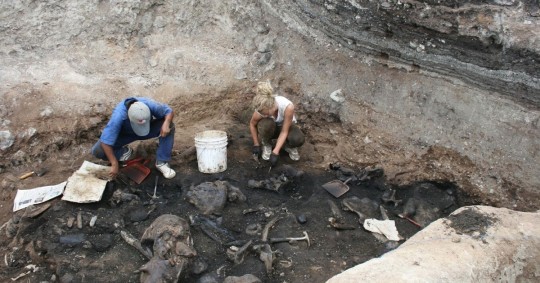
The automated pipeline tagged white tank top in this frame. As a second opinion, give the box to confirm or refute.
[274,96,297,125]
[257,96,297,125]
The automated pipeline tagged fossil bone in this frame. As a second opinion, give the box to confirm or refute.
[269,231,310,247]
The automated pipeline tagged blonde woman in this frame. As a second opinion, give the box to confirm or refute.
[249,81,305,167]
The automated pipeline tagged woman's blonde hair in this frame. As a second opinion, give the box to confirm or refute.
[252,81,276,111]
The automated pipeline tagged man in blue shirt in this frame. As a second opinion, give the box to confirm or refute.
[91,97,176,179]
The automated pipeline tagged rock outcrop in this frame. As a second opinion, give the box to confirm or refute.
[327,206,540,282]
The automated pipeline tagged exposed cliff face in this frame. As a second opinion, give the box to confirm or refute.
[264,0,540,106]
[1,1,537,101]
[0,0,539,213]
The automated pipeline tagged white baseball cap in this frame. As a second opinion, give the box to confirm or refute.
[128,102,151,136]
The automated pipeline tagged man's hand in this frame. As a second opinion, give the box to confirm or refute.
[270,153,279,167]
[252,145,261,156]
[101,143,119,178]
[110,163,119,179]
[160,112,174,137]
[160,124,171,137]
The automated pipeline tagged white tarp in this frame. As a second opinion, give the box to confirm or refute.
[62,161,111,203]
[13,182,66,212]
[363,218,401,241]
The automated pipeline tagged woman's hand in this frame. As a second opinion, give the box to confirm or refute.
[270,153,279,167]
[252,145,261,156]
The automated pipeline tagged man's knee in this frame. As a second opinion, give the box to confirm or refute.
[91,141,106,160]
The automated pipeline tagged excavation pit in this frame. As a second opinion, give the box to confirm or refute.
[1,125,471,283]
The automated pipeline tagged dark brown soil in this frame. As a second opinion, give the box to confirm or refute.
[0,123,465,282]
[446,207,497,237]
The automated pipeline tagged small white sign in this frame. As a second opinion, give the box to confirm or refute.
[13,182,67,212]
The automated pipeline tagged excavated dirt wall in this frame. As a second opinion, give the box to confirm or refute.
[0,1,539,282]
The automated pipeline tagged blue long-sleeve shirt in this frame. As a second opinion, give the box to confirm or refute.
[100,97,172,146]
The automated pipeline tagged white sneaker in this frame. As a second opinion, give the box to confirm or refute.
[156,162,176,179]
[119,146,133,162]
[284,147,300,161]
[262,145,272,161]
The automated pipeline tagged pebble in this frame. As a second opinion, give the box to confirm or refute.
[89,215,98,227]
[380,2,391,9]
[296,214,307,224]
[330,89,345,103]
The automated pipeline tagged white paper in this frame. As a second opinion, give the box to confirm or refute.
[13,182,67,212]
[363,218,401,241]
[62,161,110,203]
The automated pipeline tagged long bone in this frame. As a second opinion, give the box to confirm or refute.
[269,231,310,247]
[261,216,280,242]
[226,240,253,264]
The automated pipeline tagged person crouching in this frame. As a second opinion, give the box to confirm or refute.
[91,97,176,179]
[249,81,305,167]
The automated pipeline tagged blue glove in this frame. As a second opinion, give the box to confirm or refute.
[270,153,279,167]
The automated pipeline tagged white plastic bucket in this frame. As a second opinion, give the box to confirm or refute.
[194,130,228,173]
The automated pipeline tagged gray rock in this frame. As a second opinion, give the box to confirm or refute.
[187,181,228,215]
[89,233,114,252]
[328,206,540,283]
[59,233,86,246]
[257,52,272,66]
[192,258,208,274]
[225,181,246,203]
[18,127,36,139]
[224,274,262,283]
[256,37,274,53]
[127,208,148,222]
[40,107,53,117]
[0,131,14,150]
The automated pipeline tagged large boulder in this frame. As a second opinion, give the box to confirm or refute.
[327,205,540,282]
